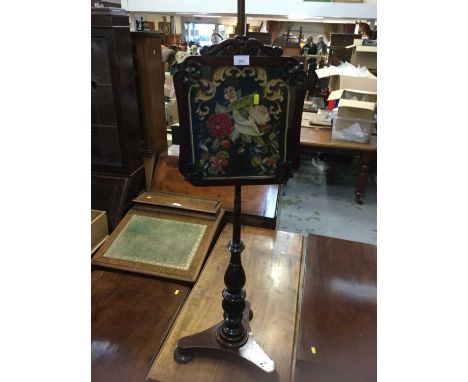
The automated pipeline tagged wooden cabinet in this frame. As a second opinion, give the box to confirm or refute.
[91,7,145,231]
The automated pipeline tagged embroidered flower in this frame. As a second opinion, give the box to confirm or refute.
[210,152,229,171]
[206,113,234,138]
[248,105,270,126]
[223,86,237,103]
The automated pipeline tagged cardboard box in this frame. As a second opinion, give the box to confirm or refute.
[316,66,377,92]
[331,98,376,143]
[328,89,377,104]
[347,45,377,71]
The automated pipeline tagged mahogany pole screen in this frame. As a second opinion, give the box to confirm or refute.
[172,0,307,374]
[173,39,307,186]
[237,0,246,35]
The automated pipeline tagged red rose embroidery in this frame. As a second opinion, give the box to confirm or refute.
[206,113,234,138]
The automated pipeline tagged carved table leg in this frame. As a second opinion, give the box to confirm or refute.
[355,151,374,204]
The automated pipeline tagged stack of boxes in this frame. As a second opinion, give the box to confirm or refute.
[316,66,377,144]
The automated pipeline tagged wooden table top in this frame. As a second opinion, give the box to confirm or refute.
[301,127,377,152]
[151,148,279,228]
[92,269,189,382]
[146,224,304,382]
[294,234,377,382]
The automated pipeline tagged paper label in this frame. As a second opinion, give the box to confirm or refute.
[234,55,250,66]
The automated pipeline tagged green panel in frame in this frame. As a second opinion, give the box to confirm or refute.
[173,36,308,187]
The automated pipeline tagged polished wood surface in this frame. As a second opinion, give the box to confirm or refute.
[134,190,221,216]
[294,234,376,382]
[92,269,189,382]
[151,149,279,228]
[301,127,377,152]
[146,224,304,382]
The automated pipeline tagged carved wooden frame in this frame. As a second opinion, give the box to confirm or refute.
[173,35,307,187]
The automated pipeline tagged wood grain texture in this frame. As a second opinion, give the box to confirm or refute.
[134,190,221,216]
[92,269,189,382]
[294,234,377,382]
[146,224,304,382]
[151,150,279,228]
[131,32,168,162]
[301,127,377,152]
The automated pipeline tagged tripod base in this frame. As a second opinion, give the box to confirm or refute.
[174,301,275,373]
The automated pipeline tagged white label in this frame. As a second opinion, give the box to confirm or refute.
[233,55,250,66]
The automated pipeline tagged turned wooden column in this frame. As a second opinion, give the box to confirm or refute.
[216,184,248,347]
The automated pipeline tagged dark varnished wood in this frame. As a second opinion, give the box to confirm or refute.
[91,8,143,175]
[91,167,145,231]
[294,234,376,382]
[92,8,145,230]
[91,269,189,382]
[146,224,303,382]
[151,149,279,229]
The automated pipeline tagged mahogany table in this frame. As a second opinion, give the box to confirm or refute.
[150,146,279,228]
[300,127,377,204]
[146,224,304,382]
[91,269,189,382]
[294,234,377,382]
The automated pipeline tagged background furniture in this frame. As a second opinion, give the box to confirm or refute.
[300,127,377,203]
[294,234,376,381]
[151,146,280,229]
[327,33,361,66]
[91,7,145,231]
[131,31,168,188]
